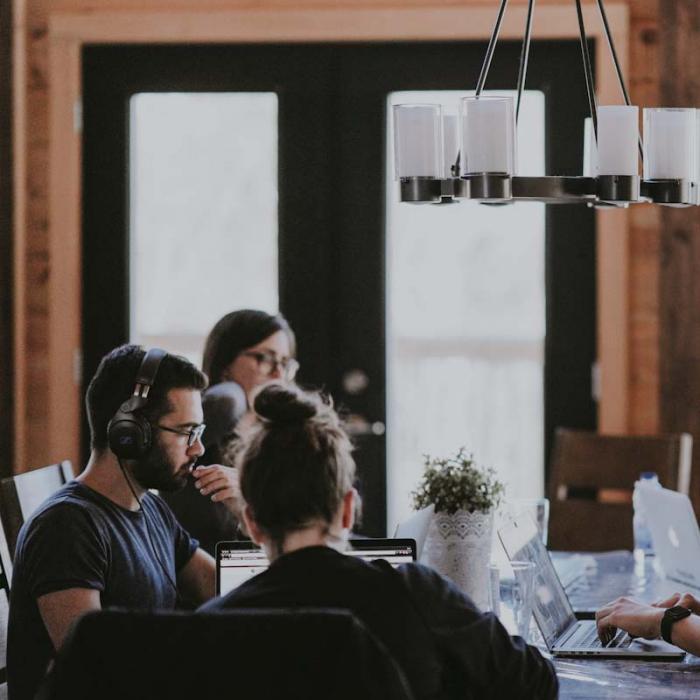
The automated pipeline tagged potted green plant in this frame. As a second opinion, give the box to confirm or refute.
[412,447,504,609]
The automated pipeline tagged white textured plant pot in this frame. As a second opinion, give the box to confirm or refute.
[421,509,494,610]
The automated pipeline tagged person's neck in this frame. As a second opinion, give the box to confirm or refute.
[265,524,347,563]
[75,450,145,511]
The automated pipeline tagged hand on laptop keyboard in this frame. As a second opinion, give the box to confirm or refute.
[595,596,666,645]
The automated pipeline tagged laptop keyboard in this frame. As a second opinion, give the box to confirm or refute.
[568,624,632,650]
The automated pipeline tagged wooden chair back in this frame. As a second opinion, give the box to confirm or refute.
[0,461,75,563]
[548,429,693,551]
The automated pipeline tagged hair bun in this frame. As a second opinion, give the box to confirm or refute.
[253,383,318,424]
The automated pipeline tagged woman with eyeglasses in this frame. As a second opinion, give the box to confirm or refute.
[200,383,557,700]
[162,309,298,555]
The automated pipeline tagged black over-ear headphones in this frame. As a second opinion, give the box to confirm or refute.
[107,348,167,459]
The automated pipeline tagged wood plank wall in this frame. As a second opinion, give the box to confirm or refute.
[0,0,13,477]
[11,0,666,473]
[659,1,700,508]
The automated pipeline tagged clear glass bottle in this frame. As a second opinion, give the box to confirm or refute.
[632,472,661,558]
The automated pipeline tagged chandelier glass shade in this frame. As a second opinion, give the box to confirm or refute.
[393,0,700,208]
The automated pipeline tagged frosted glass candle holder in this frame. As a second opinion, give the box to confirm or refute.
[443,114,460,178]
[583,117,598,177]
[460,96,515,175]
[597,105,639,176]
[643,108,697,181]
[393,104,444,179]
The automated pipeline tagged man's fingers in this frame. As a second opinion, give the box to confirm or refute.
[595,599,620,622]
[678,593,700,613]
[652,593,681,608]
[596,610,616,641]
[197,476,230,495]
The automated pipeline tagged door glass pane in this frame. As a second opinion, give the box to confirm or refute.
[386,90,546,530]
[129,92,278,367]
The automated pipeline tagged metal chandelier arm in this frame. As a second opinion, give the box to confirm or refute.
[574,0,598,140]
[475,0,509,96]
[515,0,536,123]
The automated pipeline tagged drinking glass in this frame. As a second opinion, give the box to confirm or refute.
[487,562,501,617]
[488,561,536,642]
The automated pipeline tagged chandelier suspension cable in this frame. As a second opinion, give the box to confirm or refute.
[515,0,536,123]
[455,0,509,174]
[475,0,510,96]
[574,0,598,140]
[595,0,644,161]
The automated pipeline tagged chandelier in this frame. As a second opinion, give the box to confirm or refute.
[392,0,699,207]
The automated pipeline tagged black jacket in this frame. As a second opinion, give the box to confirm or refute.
[200,546,558,700]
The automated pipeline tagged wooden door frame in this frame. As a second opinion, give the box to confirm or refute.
[24,2,629,468]
[0,0,14,477]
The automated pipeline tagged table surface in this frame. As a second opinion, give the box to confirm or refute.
[551,551,700,698]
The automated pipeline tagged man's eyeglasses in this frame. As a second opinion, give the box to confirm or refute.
[241,351,300,380]
[156,423,206,447]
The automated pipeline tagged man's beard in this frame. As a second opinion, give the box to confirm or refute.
[131,442,193,492]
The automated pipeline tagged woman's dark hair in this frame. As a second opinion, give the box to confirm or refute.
[202,310,296,385]
[233,383,355,552]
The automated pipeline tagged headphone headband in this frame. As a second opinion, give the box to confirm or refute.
[133,348,167,398]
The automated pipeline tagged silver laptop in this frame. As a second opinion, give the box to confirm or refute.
[640,485,700,590]
[498,514,685,659]
[216,538,417,596]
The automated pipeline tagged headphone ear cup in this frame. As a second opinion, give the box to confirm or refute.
[108,399,152,459]
[107,348,165,460]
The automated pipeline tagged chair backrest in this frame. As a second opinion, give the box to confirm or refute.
[0,461,74,563]
[39,608,414,700]
[548,428,693,551]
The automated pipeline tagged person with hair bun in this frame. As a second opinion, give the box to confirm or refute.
[201,384,558,700]
[162,309,298,555]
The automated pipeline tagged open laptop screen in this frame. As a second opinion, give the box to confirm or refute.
[498,516,576,649]
[348,538,416,565]
[217,543,270,596]
[216,538,417,596]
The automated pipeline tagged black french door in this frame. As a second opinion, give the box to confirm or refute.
[83,40,596,536]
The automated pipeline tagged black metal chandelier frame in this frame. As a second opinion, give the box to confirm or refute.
[399,0,698,208]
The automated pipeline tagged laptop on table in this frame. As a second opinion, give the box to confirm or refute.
[216,538,417,597]
[498,515,685,660]
[639,485,700,590]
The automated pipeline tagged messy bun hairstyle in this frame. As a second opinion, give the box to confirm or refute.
[234,383,356,552]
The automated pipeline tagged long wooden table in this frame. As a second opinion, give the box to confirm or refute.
[551,551,700,698]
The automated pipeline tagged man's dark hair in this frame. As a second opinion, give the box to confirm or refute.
[86,344,207,451]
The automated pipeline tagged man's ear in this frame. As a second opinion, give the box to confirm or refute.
[341,489,356,530]
[242,504,265,545]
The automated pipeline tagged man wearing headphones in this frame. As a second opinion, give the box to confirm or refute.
[7,345,232,700]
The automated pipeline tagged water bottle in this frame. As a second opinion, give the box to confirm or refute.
[632,472,661,557]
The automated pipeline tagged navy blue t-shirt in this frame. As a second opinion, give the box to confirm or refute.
[7,481,198,700]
